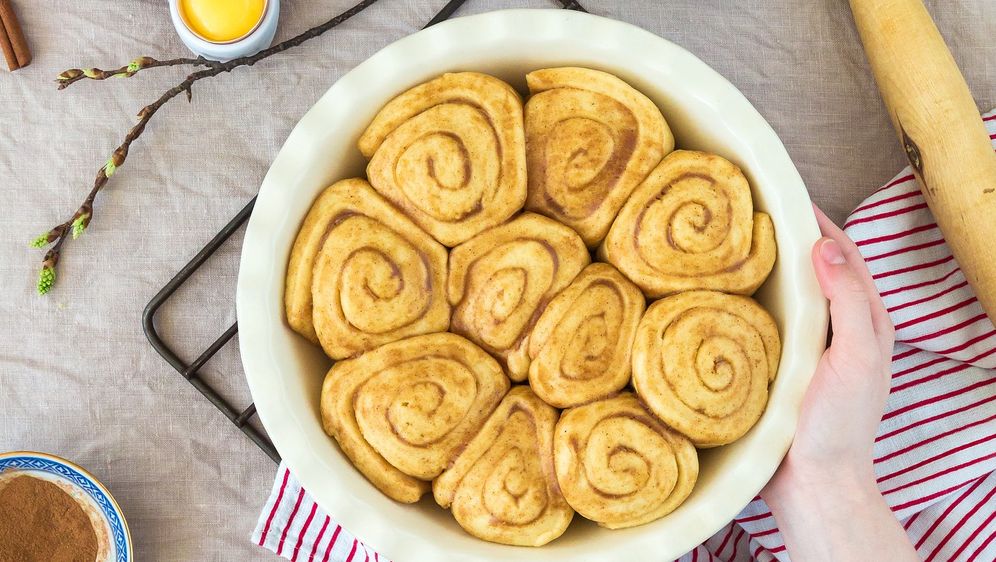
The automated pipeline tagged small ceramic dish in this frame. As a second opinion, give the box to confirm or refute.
[168,0,280,61]
[237,8,828,562]
[0,451,132,562]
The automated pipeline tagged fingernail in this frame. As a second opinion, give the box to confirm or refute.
[820,239,846,265]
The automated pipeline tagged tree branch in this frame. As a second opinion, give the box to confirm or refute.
[56,56,218,89]
[32,0,381,294]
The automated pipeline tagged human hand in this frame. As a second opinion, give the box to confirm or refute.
[768,204,895,490]
[760,206,916,562]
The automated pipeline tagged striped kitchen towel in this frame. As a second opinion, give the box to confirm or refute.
[254,467,381,562]
[254,110,996,562]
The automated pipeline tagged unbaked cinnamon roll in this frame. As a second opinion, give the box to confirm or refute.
[601,150,776,298]
[359,72,527,247]
[631,290,781,447]
[525,67,673,246]
[320,333,510,502]
[433,386,574,546]
[554,392,698,529]
[448,212,590,381]
[284,178,450,359]
[528,263,645,408]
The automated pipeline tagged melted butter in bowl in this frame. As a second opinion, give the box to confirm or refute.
[169,0,279,61]
[178,0,267,44]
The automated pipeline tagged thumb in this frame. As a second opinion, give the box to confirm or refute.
[812,237,879,361]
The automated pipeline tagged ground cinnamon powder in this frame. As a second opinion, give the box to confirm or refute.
[0,475,98,562]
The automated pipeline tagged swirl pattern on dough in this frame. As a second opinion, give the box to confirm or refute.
[359,72,527,247]
[284,179,450,359]
[433,386,574,546]
[601,150,776,298]
[525,67,673,246]
[631,290,781,447]
[554,392,698,529]
[320,333,510,502]
[448,212,590,381]
[528,263,645,408]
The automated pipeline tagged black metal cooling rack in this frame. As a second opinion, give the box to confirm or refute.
[141,0,587,464]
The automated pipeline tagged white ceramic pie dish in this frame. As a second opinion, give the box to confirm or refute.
[237,9,828,562]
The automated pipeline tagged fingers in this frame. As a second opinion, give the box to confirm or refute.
[812,237,882,364]
[812,205,895,357]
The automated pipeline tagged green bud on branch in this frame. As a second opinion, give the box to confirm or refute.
[104,147,127,178]
[37,265,55,296]
[128,57,155,73]
[30,232,52,248]
[83,68,99,78]
[57,69,84,82]
[71,214,88,240]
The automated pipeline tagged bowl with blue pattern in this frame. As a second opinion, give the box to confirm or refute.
[0,451,132,562]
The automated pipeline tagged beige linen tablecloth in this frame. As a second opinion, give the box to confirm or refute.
[1,1,994,560]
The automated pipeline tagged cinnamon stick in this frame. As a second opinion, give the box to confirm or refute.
[0,0,30,69]
[0,15,16,71]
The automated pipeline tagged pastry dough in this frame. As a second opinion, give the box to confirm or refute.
[284,178,450,359]
[320,333,509,501]
[601,150,776,298]
[631,290,781,447]
[554,392,698,529]
[360,72,527,247]
[433,386,574,546]
[528,263,645,408]
[525,67,673,245]
[448,213,590,380]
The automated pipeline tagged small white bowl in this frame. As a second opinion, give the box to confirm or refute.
[168,0,279,61]
[237,9,828,562]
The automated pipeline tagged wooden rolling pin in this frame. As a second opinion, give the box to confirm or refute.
[849,0,996,326]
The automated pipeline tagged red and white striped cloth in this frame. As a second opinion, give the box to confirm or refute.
[253,110,996,562]
[254,468,382,562]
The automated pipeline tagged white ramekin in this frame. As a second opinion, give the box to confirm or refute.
[168,0,279,61]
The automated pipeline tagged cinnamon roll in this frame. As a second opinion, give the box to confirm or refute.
[601,150,777,298]
[554,392,698,529]
[528,263,645,408]
[359,72,527,247]
[631,290,781,447]
[525,67,673,246]
[448,212,590,381]
[284,178,450,359]
[320,333,510,502]
[433,386,574,546]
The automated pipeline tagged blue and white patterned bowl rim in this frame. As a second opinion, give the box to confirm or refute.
[0,451,132,562]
